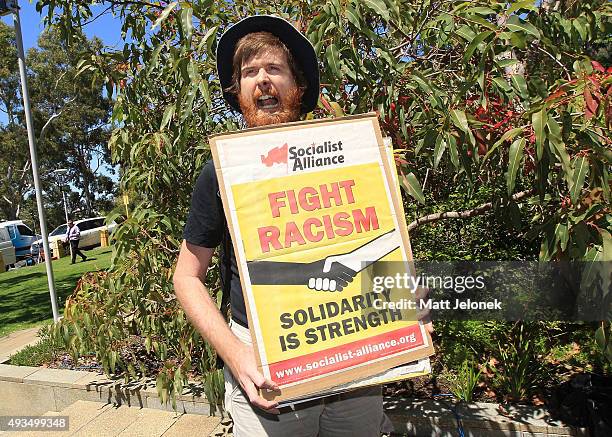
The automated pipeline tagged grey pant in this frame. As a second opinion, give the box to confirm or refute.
[224,322,385,437]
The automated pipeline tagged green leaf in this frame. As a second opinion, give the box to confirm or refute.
[532,108,547,160]
[601,229,612,262]
[483,127,524,162]
[507,138,525,195]
[434,136,447,169]
[326,44,341,77]
[464,14,497,31]
[465,6,496,15]
[463,31,494,63]
[505,15,540,38]
[160,104,175,130]
[570,156,588,204]
[595,323,606,345]
[345,5,361,29]
[547,118,572,182]
[180,7,193,41]
[556,223,569,251]
[507,1,537,15]
[573,18,587,41]
[329,101,344,117]
[495,58,519,68]
[180,83,197,122]
[511,74,528,99]
[509,31,527,49]
[198,79,211,106]
[455,25,476,42]
[450,109,470,132]
[187,60,200,82]
[198,25,219,54]
[492,76,512,92]
[362,0,390,21]
[447,133,459,168]
[400,172,426,205]
[152,2,178,30]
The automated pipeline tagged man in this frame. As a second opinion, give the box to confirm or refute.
[64,219,87,264]
[173,16,389,436]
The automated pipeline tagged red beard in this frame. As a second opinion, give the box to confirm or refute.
[238,87,302,127]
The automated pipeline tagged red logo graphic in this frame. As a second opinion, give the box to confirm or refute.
[261,143,288,167]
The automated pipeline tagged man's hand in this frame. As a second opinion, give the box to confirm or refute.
[227,343,280,414]
[415,286,434,334]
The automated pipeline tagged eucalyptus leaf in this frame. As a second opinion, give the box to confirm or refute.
[152,2,178,31]
[507,138,525,195]
[570,156,589,204]
[362,0,390,21]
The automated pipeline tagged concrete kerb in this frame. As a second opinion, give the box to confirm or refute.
[0,364,217,417]
[0,364,588,436]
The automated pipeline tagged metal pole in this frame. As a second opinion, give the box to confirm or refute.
[13,2,60,321]
[62,191,69,223]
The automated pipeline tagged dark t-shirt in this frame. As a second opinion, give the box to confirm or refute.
[182,160,248,327]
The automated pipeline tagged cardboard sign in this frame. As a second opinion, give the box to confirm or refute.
[210,113,434,401]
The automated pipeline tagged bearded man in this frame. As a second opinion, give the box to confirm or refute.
[173,16,389,436]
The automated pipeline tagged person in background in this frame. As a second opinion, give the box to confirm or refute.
[64,219,87,264]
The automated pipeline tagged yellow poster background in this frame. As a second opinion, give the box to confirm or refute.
[233,162,418,362]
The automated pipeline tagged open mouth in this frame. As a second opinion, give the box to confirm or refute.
[256,95,280,110]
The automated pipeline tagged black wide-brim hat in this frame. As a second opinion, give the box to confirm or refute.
[216,15,320,114]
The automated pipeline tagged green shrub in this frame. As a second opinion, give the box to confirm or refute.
[447,359,482,402]
[9,325,64,367]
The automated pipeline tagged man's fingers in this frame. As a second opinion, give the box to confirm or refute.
[244,385,280,413]
[416,305,430,322]
[260,377,279,392]
[415,287,430,300]
[242,374,280,413]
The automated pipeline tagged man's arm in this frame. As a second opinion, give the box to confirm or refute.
[173,240,280,413]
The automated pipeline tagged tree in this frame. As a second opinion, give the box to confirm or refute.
[0,21,30,220]
[0,24,115,224]
[37,0,611,407]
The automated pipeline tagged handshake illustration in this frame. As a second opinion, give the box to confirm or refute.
[247,229,400,292]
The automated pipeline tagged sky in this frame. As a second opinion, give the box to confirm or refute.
[1,1,125,182]
[1,1,124,53]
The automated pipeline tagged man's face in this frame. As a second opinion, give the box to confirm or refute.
[237,47,303,127]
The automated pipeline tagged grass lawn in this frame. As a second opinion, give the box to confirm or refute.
[0,246,112,337]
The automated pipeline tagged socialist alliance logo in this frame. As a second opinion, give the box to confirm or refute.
[261,143,288,167]
[261,140,346,172]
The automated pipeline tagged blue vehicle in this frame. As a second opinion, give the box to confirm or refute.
[0,220,39,259]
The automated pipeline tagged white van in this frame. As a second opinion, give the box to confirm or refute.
[0,220,38,259]
[0,227,17,270]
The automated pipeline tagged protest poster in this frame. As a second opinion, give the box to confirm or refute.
[210,113,434,401]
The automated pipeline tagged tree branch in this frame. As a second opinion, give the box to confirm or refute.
[407,189,534,232]
[531,42,571,81]
[38,97,76,143]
